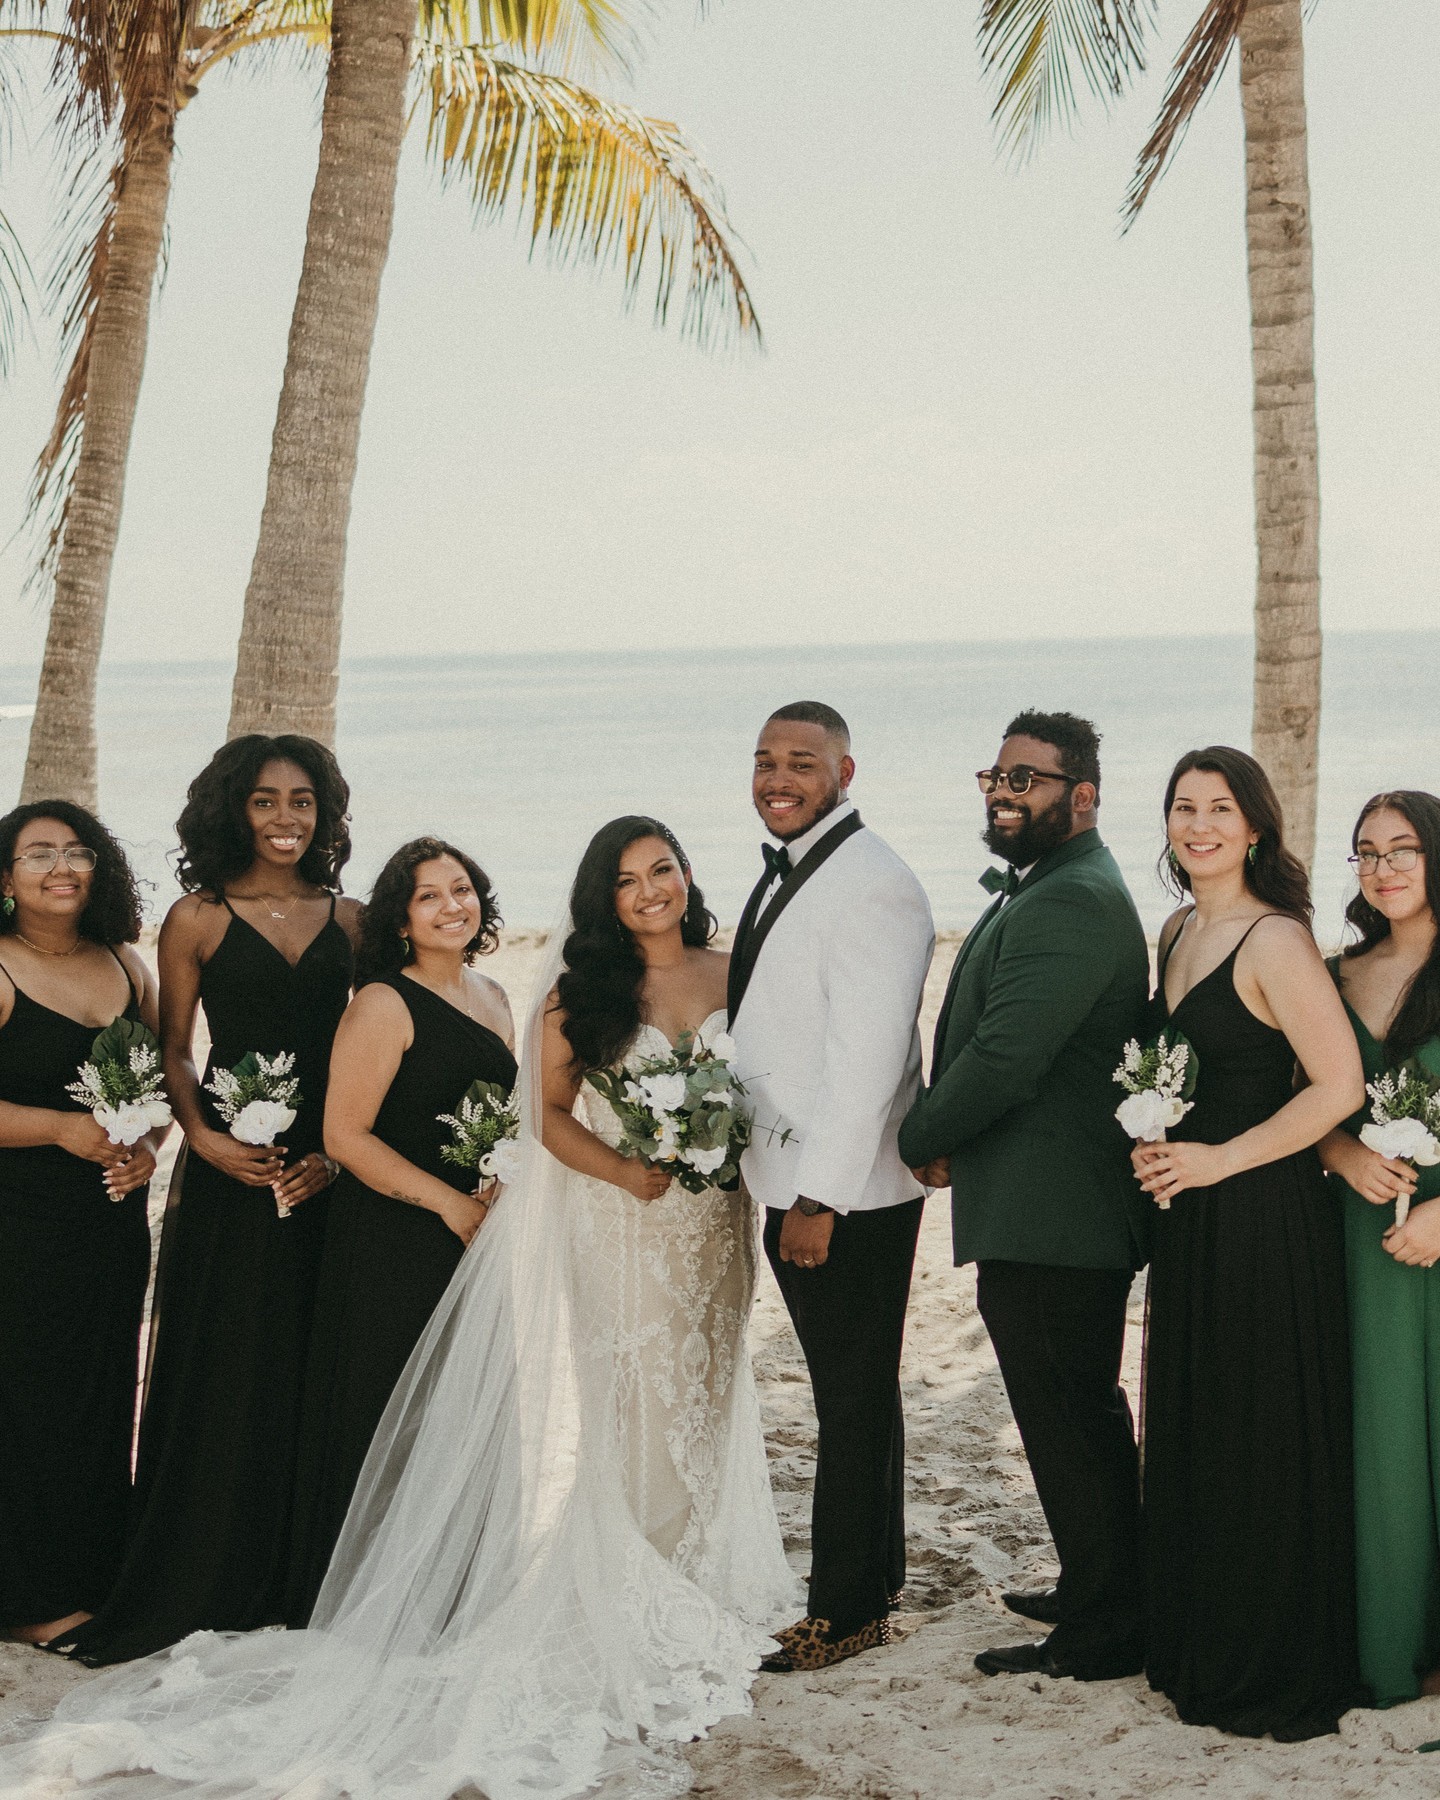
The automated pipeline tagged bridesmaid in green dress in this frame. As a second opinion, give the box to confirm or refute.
[1320,789,1440,1706]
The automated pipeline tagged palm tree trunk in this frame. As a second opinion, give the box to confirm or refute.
[20,122,174,810]
[226,0,415,744]
[1238,0,1321,865]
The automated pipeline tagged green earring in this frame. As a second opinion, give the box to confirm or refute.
[1247,844,1258,865]
[1,895,13,917]
[1166,849,1181,871]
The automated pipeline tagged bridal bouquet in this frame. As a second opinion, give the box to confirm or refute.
[1113,1030,1198,1211]
[438,1080,522,1186]
[586,1027,751,1195]
[206,1051,301,1216]
[1359,1062,1440,1229]
[67,1018,172,1182]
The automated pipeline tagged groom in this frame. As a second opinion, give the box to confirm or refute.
[898,709,1149,1681]
[729,701,933,1673]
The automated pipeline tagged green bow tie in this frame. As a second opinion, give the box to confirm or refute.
[978,865,1020,899]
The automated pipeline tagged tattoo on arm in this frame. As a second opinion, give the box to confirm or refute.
[387,1188,430,1209]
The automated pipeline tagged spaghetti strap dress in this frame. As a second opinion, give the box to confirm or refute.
[58,897,353,1666]
[1142,917,1360,1740]
[284,975,518,1624]
[0,952,150,1628]
[1328,959,1440,1704]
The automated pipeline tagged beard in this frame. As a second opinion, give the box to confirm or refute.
[771,781,844,843]
[982,789,1074,867]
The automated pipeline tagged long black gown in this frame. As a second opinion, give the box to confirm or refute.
[0,953,150,1628]
[284,975,517,1625]
[60,897,352,1666]
[1142,919,1361,1739]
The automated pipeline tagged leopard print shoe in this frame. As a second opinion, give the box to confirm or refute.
[759,1614,891,1673]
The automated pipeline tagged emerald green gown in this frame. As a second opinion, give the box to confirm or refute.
[1330,957,1440,1705]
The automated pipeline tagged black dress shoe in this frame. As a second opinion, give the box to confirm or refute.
[974,1639,1056,1677]
[974,1639,1144,1682]
[1001,1585,1060,1626]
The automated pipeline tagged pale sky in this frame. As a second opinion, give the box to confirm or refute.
[1,0,1436,666]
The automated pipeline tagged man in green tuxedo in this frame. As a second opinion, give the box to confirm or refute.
[898,709,1149,1682]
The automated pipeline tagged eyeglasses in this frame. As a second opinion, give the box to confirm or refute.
[11,845,98,874]
[1349,847,1422,876]
[976,766,1080,797]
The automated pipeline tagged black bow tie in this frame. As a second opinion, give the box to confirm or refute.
[978,864,1020,899]
[762,842,793,881]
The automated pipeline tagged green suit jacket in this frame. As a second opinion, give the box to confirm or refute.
[897,830,1151,1271]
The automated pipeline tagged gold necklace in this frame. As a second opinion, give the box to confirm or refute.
[14,930,83,957]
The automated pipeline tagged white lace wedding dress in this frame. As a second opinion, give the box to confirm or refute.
[0,983,799,1800]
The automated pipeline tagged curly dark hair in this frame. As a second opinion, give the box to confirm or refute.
[1004,708,1103,791]
[174,735,352,895]
[0,800,143,944]
[554,816,716,1072]
[1159,745,1312,925]
[1341,790,1440,1061]
[356,837,503,986]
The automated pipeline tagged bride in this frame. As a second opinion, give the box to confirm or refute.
[0,817,799,1800]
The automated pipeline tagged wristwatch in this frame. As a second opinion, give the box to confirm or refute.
[795,1196,831,1217]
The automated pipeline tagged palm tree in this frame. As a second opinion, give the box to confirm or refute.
[5,0,755,798]
[225,0,757,742]
[979,0,1322,863]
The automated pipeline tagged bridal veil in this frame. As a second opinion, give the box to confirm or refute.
[0,917,797,1800]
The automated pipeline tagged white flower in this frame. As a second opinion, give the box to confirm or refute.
[95,1101,157,1146]
[230,1099,296,1146]
[1361,1118,1440,1167]
[699,1028,737,1063]
[639,1072,688,1114]
[681,1143,728,1176]
[1115,1090,1189,1143]
[479,1137,523,1185]
[142,1098,173,1130]
[706,1090,734,1111]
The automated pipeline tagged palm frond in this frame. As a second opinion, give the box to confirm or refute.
[979,0,1154,160]
[0,208,35,377]
[414,38,757,347]
[186,0,329,85]
[419,0,636,75]
[25,149,116,586]
[1123,0,1245,223]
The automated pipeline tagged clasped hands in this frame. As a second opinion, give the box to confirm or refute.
[1130,1138,1233,1206]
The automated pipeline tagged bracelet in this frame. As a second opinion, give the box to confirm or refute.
[320,1156,341,1186]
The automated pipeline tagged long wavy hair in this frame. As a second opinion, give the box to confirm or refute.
[174,735,352,895]
[356,837,503,986]
[555,816,716,1072]
[1341,790,1440,1060]
[0,800,143,944]
[1159,745,1312,925]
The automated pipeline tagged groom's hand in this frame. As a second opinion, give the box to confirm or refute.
[779,1203,834,1269]
[910,1156,950,1190]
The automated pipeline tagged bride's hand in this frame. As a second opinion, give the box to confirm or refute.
[619,1158,672,1204]
[1134,1139,1231,1204]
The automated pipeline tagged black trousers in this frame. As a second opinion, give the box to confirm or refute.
[975,1259,1143,1669]
[764,1197,923,1636]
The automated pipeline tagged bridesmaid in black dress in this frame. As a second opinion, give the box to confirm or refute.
[286,836,516,1624]
[53,737,360,1666]
[1136,747,1365,1740]
[0,803,162,1649]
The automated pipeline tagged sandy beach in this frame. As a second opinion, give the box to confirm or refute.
[4,929,1438,1796]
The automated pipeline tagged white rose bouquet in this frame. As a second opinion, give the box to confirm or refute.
[585,1025,752,1196]
[1113,1030,1198,1210]
[1358,1061,1440,1229]
[437,1079,522,1187]
[206,1051,301,1216]
[67,1017,173,1185]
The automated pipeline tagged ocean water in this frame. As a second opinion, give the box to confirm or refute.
[0,632,1435,940]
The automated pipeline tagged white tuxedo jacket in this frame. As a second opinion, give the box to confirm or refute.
[731,815,934,1215]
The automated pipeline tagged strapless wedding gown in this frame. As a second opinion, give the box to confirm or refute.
[0,1012,799,1800]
